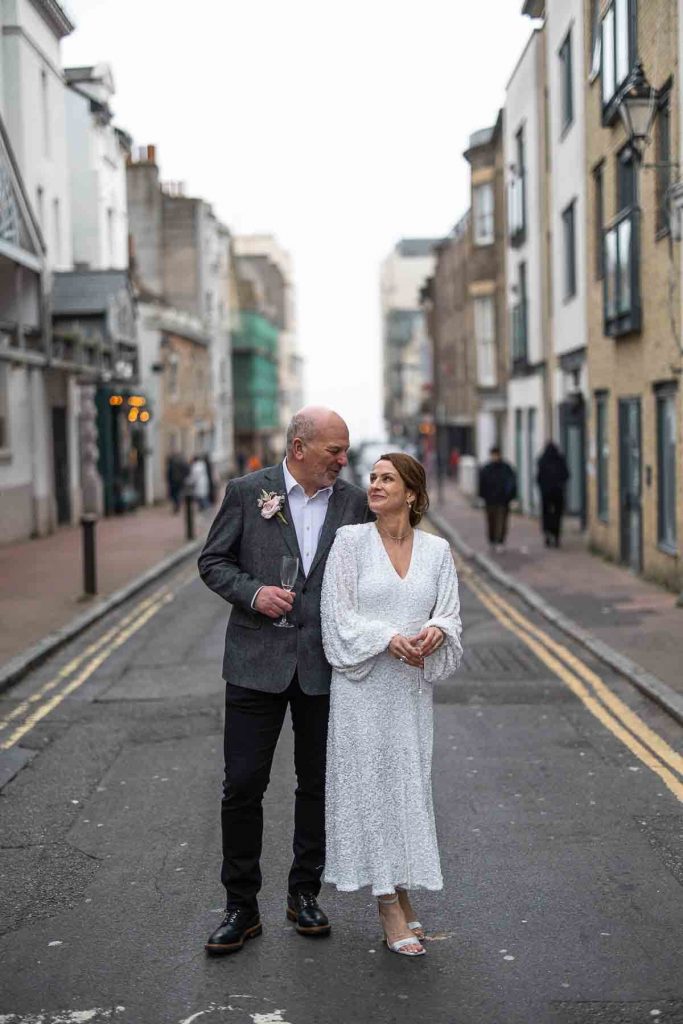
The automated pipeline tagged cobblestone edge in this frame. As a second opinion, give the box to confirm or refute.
[0,538,203,695]
[428,509,683,727]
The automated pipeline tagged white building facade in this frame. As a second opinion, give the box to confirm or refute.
[544,0,589,523]
[0,0,80,542]
[505,27,549,514]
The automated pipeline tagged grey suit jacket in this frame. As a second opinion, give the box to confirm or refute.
[198,464,372,694]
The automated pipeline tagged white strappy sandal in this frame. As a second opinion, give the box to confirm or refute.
[377,895,426,957]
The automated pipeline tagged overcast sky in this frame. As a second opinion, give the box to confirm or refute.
[62,0,533,442]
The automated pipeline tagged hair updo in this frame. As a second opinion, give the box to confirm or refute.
[378,452,430,527]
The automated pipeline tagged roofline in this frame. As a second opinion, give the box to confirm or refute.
[505,26,542,91]
[29,0,75,38]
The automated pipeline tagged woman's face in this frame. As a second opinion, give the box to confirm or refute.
[368,459,415,517]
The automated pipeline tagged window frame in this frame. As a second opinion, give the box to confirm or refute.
[473,182,495,247]
[559,28,574,133]
[473,295,497,387]
[655,386,677,553]
[593,162,605,281]
[511,262,528,372]
[600,0,637,124]
[508,126,526,246]
[655,87,672,238]
[562,199,577,301]
[603,207,641,336]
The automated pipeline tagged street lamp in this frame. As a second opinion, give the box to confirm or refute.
[617,60,657,159]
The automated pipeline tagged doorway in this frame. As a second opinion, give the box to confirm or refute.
[560,395,586,527]
[618,397,642,573]
[51,406,71,525]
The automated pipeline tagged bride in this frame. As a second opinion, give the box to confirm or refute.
[321,452,462,957]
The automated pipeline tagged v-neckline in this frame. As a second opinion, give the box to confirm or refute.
[374,523,418,581]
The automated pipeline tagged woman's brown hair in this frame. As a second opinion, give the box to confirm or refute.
[378,452,430,527]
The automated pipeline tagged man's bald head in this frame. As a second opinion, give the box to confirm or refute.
[286,407,348,452]
[285,406,350,496]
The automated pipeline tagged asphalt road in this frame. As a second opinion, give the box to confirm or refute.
[0,547,682,1024]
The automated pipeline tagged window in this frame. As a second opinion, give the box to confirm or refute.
[617,146,636,212]
[590,0,602,78]
[52,198,61,265]
[656,388,677,551]
[604,208,640,335]
[0,363,9,452]
[41,68,50,157]
[508,127,526,244]
[594,163,605,280]
[601,0,636,115]
[473,183,494,246]
[511,262,528,369]
[562,200,577,300]
[559,30,573,132]
[656,89,671,236]
[596,392,609,521]
[474,296,497,387]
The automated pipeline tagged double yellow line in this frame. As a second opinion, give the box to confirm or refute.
[0,572,192,751]
[457,559,683,802]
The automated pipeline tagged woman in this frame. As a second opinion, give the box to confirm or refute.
[321,453,463,958]
[536,442,569,548]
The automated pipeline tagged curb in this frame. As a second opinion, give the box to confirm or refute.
[428,508,683,728]
[0,537,203,695]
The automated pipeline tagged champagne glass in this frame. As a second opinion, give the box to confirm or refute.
[273,555,299,629]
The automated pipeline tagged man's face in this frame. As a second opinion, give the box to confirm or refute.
[293,419,350,491]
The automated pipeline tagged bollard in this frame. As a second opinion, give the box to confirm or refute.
[184,492,195,541]
[81,514,98,596]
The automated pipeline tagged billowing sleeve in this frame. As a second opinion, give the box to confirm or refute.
[422,542,463,683]
[321,528,398,682]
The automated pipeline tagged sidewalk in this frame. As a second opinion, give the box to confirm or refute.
[0,501,212,668]
[433,481,683,699]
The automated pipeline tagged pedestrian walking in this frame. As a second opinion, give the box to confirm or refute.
[537,441,569,548]
[198,406,371,956]
[448,447,461,480]
[478,446,517,552]
[167,452,190,514]
[203,452,216,506]
[321,453,463,957]
[189,454,210,511]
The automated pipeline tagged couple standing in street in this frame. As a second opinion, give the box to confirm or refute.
[198,407,463,958]
[478,442,569,551]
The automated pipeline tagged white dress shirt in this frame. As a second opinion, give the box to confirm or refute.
[282,458,333,576]
[251,461,334,608]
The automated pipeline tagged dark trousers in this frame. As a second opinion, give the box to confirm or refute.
[486,504,509,545]
[221,673,329,911]
[541,488,564,542]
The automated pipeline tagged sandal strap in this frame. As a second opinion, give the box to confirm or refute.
[407,920,423,931]
[377,894,399,905]
[388,937,425,953]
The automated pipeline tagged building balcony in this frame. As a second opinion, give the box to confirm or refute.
[603,207,641,337]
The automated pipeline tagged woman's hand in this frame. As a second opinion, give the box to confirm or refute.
[388,635,424,668]
[407,626,444,658]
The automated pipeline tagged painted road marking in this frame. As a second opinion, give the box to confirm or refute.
[459,564,683,803]
[0,570,195,752]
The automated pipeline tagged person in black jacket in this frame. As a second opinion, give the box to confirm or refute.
[478,447,517,552]
[536,441,570,547]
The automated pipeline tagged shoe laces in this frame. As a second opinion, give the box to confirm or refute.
[296,892,318,909]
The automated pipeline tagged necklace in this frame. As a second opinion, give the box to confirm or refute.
[376,522,413,543]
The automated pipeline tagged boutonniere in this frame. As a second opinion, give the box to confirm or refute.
[257,489,288,525]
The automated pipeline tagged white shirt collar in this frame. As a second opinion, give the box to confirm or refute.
[282,458,333,500]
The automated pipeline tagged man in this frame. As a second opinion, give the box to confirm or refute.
[198,406,371,955]
[478,445,517,553]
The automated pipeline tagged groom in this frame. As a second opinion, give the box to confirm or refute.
[198,406,371,954]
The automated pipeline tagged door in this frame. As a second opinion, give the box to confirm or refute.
[560,396,587,526]
[618,397,642,572]
[51,407,71,525]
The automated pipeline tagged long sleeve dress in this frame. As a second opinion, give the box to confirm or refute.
[320,523,463,896]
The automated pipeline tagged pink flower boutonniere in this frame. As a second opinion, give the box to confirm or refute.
[257,489,288,525]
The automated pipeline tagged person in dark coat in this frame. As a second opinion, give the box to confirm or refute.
[167,452,190,514]
[478,447,517,552]
[536,442,569,547]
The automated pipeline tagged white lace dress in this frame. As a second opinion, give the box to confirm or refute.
[320,523,463,895]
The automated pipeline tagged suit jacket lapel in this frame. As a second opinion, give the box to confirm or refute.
[308,483,349,578]
[263,465,304,569]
